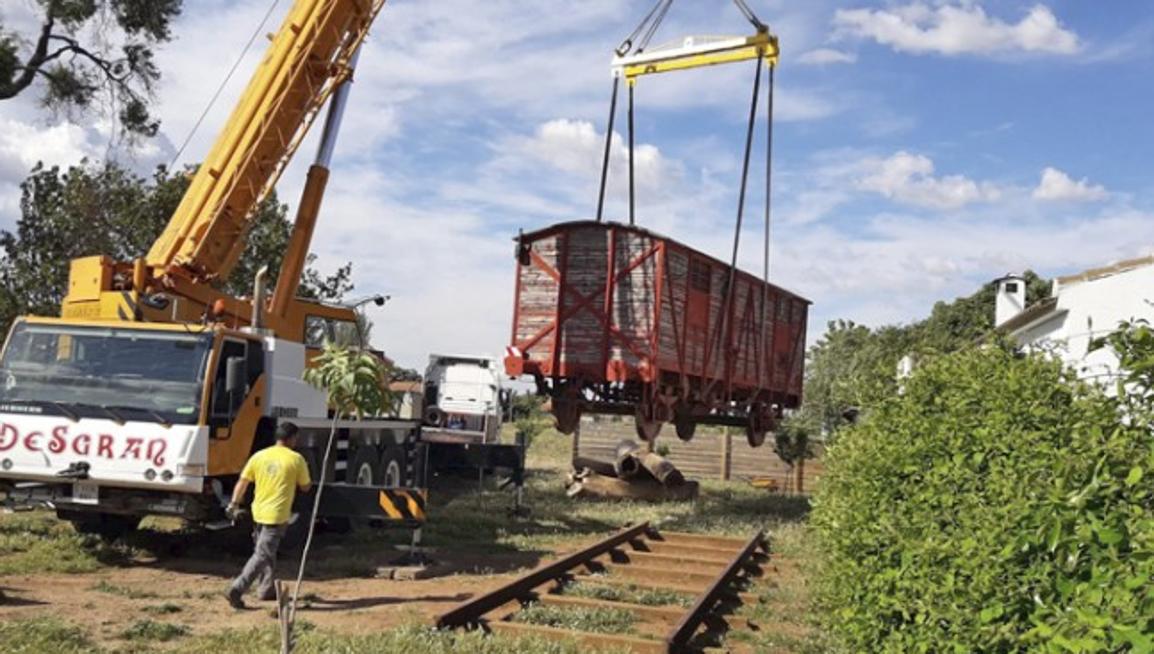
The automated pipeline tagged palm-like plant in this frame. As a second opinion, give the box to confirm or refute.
[281,342,391,652]
[303,343,390,418]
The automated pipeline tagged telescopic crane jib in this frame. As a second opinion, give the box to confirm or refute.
[0,0,443,538]
[61,0,388,341]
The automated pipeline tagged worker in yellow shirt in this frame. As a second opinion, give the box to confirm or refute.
[225,422,312,609]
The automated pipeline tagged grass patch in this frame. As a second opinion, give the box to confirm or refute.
[0,620,631,653]
[0,617,97,654]
[90,579,161,599]
[718,521,829,653]
[155,623,627,653]
[141,602,183,615]
[564,582,694,607]
[120,619,189,642]
[0,511,130,575]
[513,602,637,635]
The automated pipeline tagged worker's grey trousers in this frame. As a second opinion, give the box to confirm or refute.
[230,523,286,598]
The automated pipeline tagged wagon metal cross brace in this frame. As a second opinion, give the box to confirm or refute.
[516,243,661,371]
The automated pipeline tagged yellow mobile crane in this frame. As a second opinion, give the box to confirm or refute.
[0,0,427,538]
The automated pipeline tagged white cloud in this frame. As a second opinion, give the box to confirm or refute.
[1032,167,1108,202]
[771,206,1154,331]
[797,48,858,65]
[856,151,1001,210]
[834,3,1081,57]
[0,117,109,223]
[517,119,668,192]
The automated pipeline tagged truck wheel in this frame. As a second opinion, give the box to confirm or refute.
[59,511,141,542]
[350,446,382,486]
[380,446,407,487]
[301,447,338,485]
[300,448,323,483]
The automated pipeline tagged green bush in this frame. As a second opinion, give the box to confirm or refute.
[811,345,1154,653]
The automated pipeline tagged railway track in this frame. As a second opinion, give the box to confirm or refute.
[435,522,769,653]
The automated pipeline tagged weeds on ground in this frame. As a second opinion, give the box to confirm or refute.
[0,617,97,654]
[513,602,637,634]
[0,511,130,574]
[141,603,183,615]
[91,579,161,599]
[155,622,630,653]
[119,619,189,642]
[563,581,694,607]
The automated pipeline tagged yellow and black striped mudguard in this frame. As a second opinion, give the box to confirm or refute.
[377,488,427,523]
[315,485,428,525]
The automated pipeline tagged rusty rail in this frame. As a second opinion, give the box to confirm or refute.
[434,524,768,653]
[664,529,766,649]
[436,522,653,629]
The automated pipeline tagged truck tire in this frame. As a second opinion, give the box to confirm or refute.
[350,446,382,486]
[380,446,407,487]
[58,510,141,542]
[300,446,338,485]
[300,448,323,483]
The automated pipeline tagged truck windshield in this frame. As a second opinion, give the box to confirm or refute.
[0,322,212,424]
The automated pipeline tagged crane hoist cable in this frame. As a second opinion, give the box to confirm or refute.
[168,0,282,169]
[596,0,673,224]
[594,0,781,392]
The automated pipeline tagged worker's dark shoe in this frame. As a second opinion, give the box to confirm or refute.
[226,587,246,610]
[257,588,277,602]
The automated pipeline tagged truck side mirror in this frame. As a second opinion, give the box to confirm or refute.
[225,356,247,396]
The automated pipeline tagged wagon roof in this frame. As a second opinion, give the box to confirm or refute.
[518,220,812,304]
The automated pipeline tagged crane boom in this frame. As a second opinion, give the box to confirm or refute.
[147,0,385,283]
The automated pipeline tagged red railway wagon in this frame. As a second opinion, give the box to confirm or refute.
[505,221,809,447]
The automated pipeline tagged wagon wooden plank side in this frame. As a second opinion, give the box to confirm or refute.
[506,221,809,446]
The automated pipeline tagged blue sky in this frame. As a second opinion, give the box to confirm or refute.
[1,0,1152,367]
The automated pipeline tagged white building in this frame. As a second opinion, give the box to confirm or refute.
[995,257,1154,387]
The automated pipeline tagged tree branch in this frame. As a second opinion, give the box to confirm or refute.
[0,14,56,100]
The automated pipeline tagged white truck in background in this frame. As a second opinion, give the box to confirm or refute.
[414,354,525,511]
[421,354,507,444]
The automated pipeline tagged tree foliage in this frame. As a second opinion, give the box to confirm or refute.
[0,0,183,138]
[303,343,390,419]
[796,272,1050,440]
[811,343,1154,652]
[0,161,353,334]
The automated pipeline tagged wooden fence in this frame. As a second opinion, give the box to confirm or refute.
[571,417,822,493]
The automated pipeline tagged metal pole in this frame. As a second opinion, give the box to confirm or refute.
[628,82,636,225]
[595,78,620,222]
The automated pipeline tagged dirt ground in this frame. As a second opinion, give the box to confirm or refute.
[0,444,817,651]
[0,536,559,645]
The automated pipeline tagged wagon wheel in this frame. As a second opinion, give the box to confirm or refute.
[672,402,698,442]
[746,404,775,448]
[552,399,580,434]
[634,401,663,442]
[551,384,582,435]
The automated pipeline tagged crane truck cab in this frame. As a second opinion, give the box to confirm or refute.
[0,315,424,537]
[0,0,419,538]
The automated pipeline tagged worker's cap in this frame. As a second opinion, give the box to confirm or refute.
[275,422,299,440]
